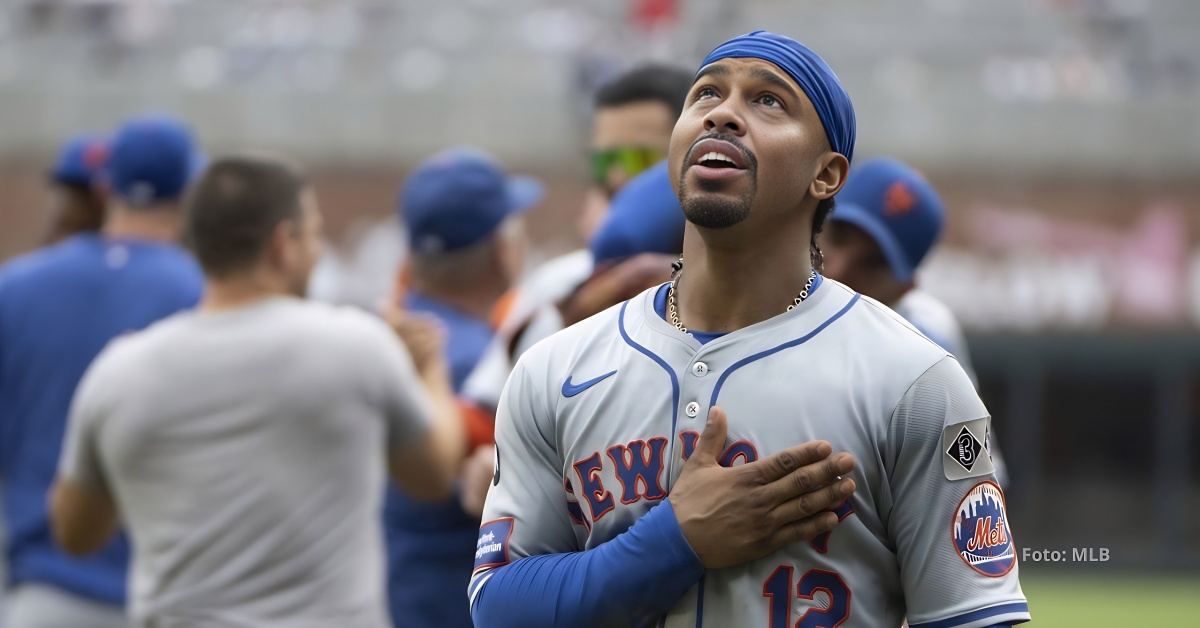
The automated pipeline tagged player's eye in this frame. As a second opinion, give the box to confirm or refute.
[693,86,718,101]
[756,93,783,109]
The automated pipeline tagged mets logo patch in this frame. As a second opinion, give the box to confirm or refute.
[474,517,514,573]
[951,480,1016,577]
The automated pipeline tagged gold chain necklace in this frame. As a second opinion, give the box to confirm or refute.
[666,257,816,334]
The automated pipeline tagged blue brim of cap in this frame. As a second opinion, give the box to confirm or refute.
[505,175,544,216]
[830,202,913,282]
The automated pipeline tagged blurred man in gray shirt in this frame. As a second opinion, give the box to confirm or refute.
[48,155,464,627]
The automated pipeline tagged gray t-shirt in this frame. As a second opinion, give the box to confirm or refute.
[60,297,433,628]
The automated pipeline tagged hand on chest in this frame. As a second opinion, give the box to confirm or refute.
[558,360,874,529]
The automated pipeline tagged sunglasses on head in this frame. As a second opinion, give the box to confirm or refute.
[590,146,664,187]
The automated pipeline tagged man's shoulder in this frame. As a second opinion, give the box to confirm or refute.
[0,237,201,307]
[136,241,202,276]
[278,300,394,341]
[0,237,94,285]
[517,289,636,365]
[80,320,175,391]
[292,302,419,374]
[507,289,644,400]
[819,280,951,378]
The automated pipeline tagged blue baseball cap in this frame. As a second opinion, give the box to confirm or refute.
[589,160,684,267]
[831,157,945,282]
[50,134,110,187]
[400,148,542,254]
[107,114,204,206]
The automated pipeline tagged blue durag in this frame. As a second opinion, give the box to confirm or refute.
[699,30,856,163]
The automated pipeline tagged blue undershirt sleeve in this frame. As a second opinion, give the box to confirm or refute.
[470,500,704,628]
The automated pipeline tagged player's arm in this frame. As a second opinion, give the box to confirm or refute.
[887,356,1030,627]
[468,357,701,627]
[49,352,120,556]
[387,360,462,502]
[49,477,117,556]
[470,360,857,627]
[375,309,464,501]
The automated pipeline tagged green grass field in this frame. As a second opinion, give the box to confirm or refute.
[1022,571,1200,625]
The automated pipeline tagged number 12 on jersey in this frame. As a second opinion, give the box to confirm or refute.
[762,566,851,628]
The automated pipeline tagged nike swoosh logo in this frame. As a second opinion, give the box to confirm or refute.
[561,370,618,398]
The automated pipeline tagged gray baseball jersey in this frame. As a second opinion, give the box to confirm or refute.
[893,288,1012,488]
[471,278,1028,627]
[59,297,433,628]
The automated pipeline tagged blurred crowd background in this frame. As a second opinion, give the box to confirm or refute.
[1,0,1198,623]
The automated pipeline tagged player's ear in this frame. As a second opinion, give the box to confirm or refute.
[810,152,849,201]
[496,218,526,285]
[268,218,297,271]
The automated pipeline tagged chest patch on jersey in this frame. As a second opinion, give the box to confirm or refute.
[474,517,514,573]
[951,480,1016,577]
[942,417,995,480]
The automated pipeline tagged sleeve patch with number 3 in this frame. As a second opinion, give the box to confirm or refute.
[942,417,995,480]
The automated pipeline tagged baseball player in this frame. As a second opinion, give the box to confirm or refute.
[0,131,112,625]
[384,148,539,628]
[49,155,464,627]
[0,114,205,628]
[468,31,1028,628]
[43,133,110,244]
[0,131,107,628]
[583,64,696,233]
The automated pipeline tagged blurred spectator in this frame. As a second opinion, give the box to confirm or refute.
[582,63,695,236]
[396,148,535,389]
[49,154,464,627]
[0,113,204,628]
[560,160,683,327]
[385,148,537,628]
[42,134,109,245]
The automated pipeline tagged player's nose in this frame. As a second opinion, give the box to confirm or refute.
[702,99,746,136]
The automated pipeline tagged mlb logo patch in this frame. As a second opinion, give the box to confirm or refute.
[951,480,1016,577]
[474,517,515,573]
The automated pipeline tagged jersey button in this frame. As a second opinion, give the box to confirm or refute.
[685,401,700,418]
[691,361,708,377]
